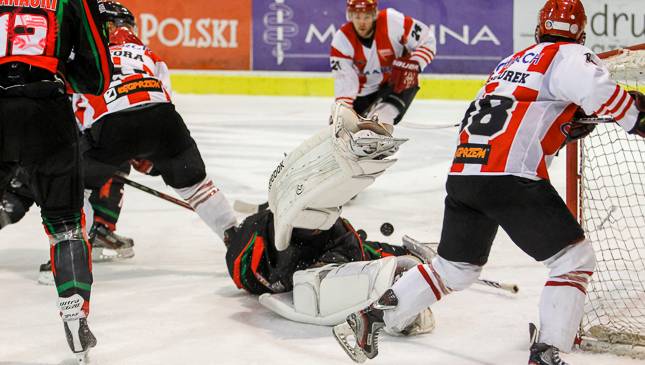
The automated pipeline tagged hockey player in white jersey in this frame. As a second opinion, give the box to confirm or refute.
[333,0,645,364]
[76,2,237,244]
[330,0,436,132]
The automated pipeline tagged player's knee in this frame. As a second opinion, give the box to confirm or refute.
[157,144,206,188]
[543,239,596,277]
[433,255,482,291]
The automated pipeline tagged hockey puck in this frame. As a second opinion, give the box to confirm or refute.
[357,229,367,241]
[380,222,394,236]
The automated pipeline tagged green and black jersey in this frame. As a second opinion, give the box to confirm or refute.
[0,0,113,95]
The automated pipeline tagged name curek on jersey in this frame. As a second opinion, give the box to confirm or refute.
[330,8,436,106]
[451,42,640,181]
[74,42,172,130]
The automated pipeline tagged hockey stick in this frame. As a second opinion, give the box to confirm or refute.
[402,235,519,295]
[400,121,461,130]
[113,171,194,211]
[233,200,268,214]
[573,116,616,124]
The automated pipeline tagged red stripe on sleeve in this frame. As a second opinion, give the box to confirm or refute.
[613,95,634,121]
[400,15,414,44]
[331,46,352,60]
[594,85,620,115]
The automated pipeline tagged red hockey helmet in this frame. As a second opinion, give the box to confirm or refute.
[346,0,378,14]
[109,27,144,46]
[537,0,587,43]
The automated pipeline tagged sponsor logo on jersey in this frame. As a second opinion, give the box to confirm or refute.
[0,0,57,11]
[453,143,491,165]
[103,78,164,103]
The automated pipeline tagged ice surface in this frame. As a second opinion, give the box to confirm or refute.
[1,95,640,364]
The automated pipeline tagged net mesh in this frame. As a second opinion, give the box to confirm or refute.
[580,45,645,348]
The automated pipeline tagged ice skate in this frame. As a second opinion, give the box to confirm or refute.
[90,223,135,261]
[401,235,438,263]
[333,289,398,362]
[528,323,569,365]
[64,317,96,364]
[37,260,55,285]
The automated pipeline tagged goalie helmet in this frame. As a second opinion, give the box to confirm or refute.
[536,0,586,43]
[100,1,137,30]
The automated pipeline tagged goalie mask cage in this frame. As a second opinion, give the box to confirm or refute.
[566,43,645,359]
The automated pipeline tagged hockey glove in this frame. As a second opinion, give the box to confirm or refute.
[560,108,596,145]
[389,57,420,94]
[627,90,645,138]
[130,159,159,176]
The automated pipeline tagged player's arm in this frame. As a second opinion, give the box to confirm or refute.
[65,0,113,95]
[330,32,359,107]
[397,12,436,71]
[550,45,643,136]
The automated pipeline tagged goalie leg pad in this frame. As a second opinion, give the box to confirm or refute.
[538,240,595,352]
[259,257,398,326]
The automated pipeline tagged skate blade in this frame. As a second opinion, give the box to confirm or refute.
[92,247,134,262]
[332,323,368,363]
[38,270,55,286]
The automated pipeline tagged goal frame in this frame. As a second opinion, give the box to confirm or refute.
[566,43,645,359]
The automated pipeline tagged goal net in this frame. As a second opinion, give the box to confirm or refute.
[572,44,645,358]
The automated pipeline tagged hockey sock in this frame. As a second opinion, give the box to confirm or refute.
[538,240,595,352]
[174,177,237,240]
[383,255,481,330]
[43,213,93,315]
[89,176,125,232]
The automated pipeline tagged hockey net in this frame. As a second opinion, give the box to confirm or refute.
[567,44,645,358]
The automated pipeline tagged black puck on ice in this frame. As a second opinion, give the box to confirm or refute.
[357,229,367,241]
[380,222,394,236]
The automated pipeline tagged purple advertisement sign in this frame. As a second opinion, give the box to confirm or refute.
[252,0,514,74]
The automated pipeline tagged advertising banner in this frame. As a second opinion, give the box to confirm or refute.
[123,0,252,70]
[514,0,644,54]
[252,0,514,74]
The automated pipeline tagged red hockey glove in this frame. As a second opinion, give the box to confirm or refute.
[389,57,420,94]
[627,90,645,138]
[130,159,154,175]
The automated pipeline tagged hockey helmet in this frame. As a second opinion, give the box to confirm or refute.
[100,1,137,30]
[536,0,586,43]
[109,27,144,46]
[346,0,378,13]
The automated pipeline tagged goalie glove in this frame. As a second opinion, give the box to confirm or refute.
[130,159,158,175]
[389,56,420,94]
[627,90,645,138]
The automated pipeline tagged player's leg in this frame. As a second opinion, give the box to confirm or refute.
[149,104,236,241]
[25,98,96,356]
[365,85,420,126]
[334,176,497,361]
[87,162,134,261]
[489,176,591,360]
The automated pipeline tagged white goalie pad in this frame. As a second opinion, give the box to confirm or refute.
[259,257,398,326]
[269,102,408,251]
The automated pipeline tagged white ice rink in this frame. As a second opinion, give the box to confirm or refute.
[1,95,640,365]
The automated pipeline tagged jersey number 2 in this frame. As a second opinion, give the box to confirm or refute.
[460,95,515,138]
[0,13,49,57]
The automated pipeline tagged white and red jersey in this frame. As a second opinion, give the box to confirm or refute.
[330,8,436,105]
[450,42,640,181]
[74,42,172,130]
